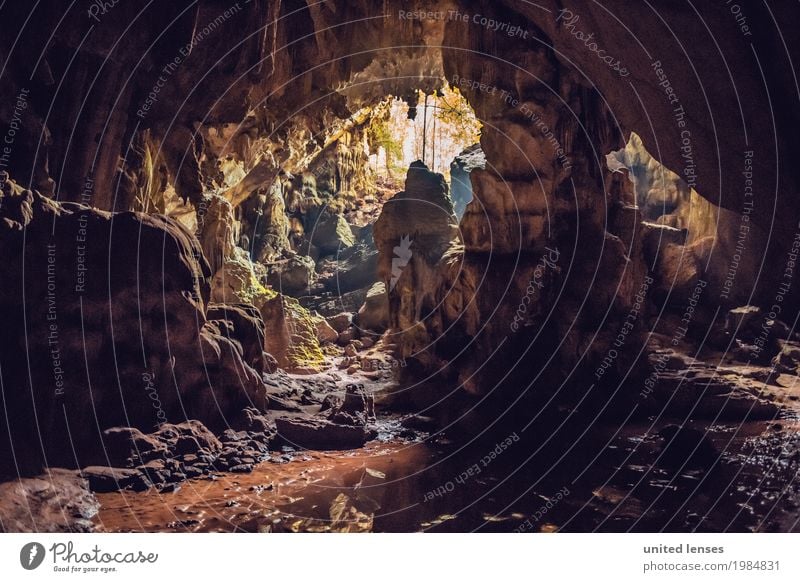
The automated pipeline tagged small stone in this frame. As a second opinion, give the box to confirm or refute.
[82,466,142,493]
[183,466,204,478]
[327,312,353,333]
[159,482,182,494]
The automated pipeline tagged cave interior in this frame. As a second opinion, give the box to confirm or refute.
[0,0,799,533]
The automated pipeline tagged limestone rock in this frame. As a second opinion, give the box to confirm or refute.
[274,417,376,450]
[197,195,237,274]
[265,252,317,296]
[357,282,390,332]
[207,302,271,375]
[450,143,485,219]
[773,341,800,374]
[259,294,325,372]
[309,207,355,255]
[327,312,353,333]
[0,469,99,532]
[315,317,339,344]
[82,466,147,493]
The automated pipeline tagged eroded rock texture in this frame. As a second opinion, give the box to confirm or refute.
[0,0,796,450]
[0,180,266,476]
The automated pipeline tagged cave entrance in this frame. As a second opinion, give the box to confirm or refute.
[607,132,764,308]
[260,84,481,331]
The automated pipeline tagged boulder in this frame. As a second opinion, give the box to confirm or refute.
[327,312,353,333]
[101,427,168,466]
[231,407,277,437]
[82,466,148,493]
[275,417,376,450]
[357,282,390,332]
[0,184,265,476]
[259,294,325,372]
[315,317,339,344]
[308,207,355,255]
[0,469,99,532]
[155,421,222,455]
[773,341,800,374]
[328,383,375,425]
[265,252,317,296]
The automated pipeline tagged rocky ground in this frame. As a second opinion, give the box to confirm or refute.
[0,340,425,532]
[3,318,797,533]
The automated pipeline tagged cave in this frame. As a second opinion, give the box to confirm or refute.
[1,0,799,535]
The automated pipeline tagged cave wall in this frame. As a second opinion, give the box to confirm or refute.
[1,0,794,270]
[0,180,267,475]
[1,0,798,423]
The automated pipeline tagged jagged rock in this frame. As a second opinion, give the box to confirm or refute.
[231,407,277,437]
[315,317,339,344]
[450,143,485,219]
[328,383,375,425]
[155,421,222,455]
[246,181,291,264]
[337,327,358,345]
[263,352,279,374]
[0,469,99,532]
[327,312,353,333]
[194,320,269,419]
[266,393,303,412]
[319,394,343,413]
[137,459,168,485]
[101,427,169,466]
[220,429,248,444]
[197,195,237,274]
[773,341,800,374]
[373,162,459,341]
[210,247,272,305]
[82,466,148,493]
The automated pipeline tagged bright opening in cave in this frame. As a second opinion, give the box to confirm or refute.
[368,87,482,183]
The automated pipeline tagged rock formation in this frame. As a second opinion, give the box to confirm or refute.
[0,1,798,534]
[0,180,266,476]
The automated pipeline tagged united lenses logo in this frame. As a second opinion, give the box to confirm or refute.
[20,542,45,570]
